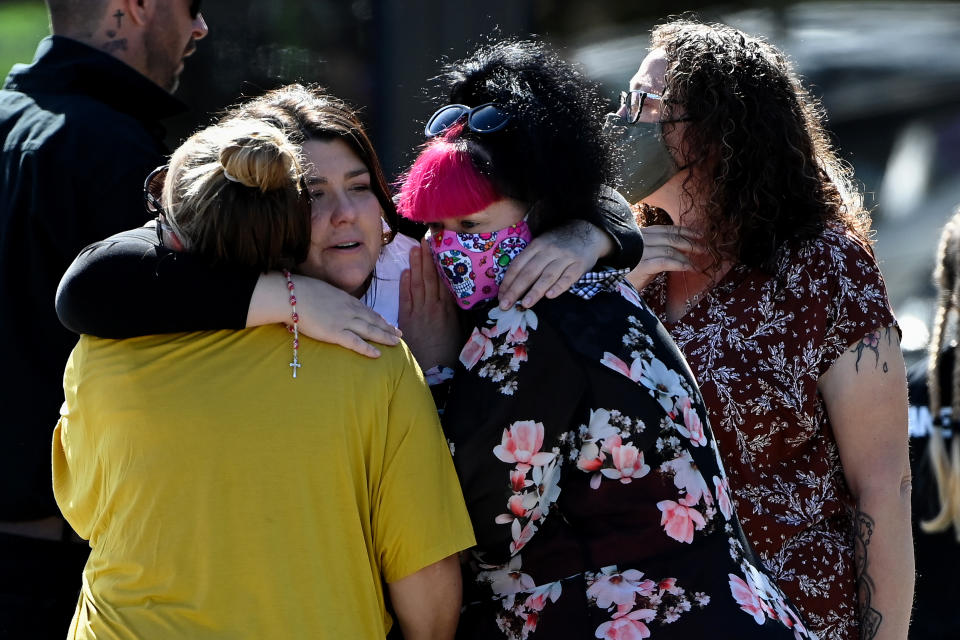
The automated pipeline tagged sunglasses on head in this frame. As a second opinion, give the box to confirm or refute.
[144,165,172,247]
[424,103,510,138]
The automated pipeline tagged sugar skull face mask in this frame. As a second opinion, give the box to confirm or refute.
[428,217,533,309]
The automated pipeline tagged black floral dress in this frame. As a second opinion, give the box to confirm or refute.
[442,270,816,640]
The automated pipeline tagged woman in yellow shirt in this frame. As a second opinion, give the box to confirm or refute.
[53,116,474,639]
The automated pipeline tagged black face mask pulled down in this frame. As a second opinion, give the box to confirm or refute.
[605,113,680,205]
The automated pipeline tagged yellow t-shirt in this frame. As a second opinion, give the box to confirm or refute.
[53,326,475,640]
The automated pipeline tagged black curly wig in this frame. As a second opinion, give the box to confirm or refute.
[637,19,872,272]
[428,39,615,234]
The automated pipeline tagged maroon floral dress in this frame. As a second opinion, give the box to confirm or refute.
[442,270,815,640]
[640,224,897,640]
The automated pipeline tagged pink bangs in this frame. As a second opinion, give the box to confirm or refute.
[396,130,500,223]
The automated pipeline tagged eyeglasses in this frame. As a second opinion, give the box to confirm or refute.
[618,90,664,125]
[424,103,511,138]
[189,0,202,19]
[144,165,172,247]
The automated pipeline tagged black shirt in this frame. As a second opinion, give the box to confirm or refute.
[0,36,186,519]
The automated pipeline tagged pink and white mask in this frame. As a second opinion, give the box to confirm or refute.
[429,218,532,309]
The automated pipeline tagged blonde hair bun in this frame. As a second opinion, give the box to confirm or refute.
[217,122,301,193]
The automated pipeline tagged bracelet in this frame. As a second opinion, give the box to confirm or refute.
[283,270,301,378]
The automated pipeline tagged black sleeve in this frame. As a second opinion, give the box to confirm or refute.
[56,226,260,338]
[592,186,645,269]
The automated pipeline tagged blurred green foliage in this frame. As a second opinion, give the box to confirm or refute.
[0,1,48,79]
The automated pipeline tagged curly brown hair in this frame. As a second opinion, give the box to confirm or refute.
[636,19,872,273]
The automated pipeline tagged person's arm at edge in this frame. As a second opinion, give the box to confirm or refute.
[819,326,913,640]
[56,226,257,337]
[592,185,645,269]
[57,226,401,355]
[387,554,461,640]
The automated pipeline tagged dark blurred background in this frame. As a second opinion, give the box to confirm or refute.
[2,0,959,362]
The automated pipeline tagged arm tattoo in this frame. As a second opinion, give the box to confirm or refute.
[853,507,883,639]
[849,327,891,373]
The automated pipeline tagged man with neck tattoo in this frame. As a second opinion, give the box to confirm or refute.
[0,2,206,636]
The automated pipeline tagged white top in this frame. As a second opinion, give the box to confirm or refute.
[362,232,417,327]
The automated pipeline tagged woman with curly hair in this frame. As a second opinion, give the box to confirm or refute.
[621,19,913,640]
[398,38,815,640]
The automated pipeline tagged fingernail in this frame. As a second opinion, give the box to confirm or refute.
[521,296,532,308]
[499,300,511,310]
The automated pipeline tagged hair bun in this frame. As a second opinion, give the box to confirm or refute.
[218,122,301,193]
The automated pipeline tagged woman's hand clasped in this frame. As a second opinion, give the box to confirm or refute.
[399,239,460,370]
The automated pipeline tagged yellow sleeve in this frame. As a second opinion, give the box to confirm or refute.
[374,350,475,583]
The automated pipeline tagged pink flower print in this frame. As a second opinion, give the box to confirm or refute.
[782,603,808,638]
[713,475,733,520]
[601,444,650,484]
[493,421,556,469]
[585,408,621,444]
[586,568,653,609]
[594,611,653,640]
[509,343,529,369]
[487,304,538,338]
[670,395,692,421]
[506,325,529,345]
[658,578,676,593]
[510,518,538,554]
[508,494,529,518]
[656,500,706,543]
[522,612,539,634]
[532,459,562,517]
[728,573,766,625]
[661,451,711,505]
[743,564,779,619]
[511,469,532,493]
[525,595,547,612]
[616,281,643,307]
[524,581,562,612]
[637,356,687,413]
[601,434,623,453]
[600,352,644,383]
[577,442,605,473]
[479,555,535,595]
[497,490,540,524]
[677,403,707,447]
[589,472,603,490]
[460,326,494,370]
